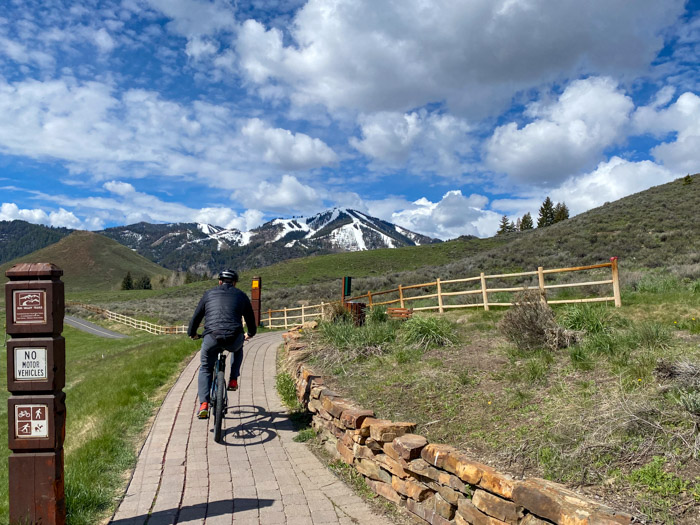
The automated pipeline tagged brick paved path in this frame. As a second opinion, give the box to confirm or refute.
[111,332,394,525]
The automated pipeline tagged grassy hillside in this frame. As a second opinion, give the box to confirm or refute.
[0,231,171,293]
[74,175,699,323]
[0,220,72,265]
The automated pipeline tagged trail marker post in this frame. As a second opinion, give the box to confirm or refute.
[341,276,352,305]
[251,276,262,326]
[5,263,66,525]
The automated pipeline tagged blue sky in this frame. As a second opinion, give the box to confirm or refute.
[0,0,698,239]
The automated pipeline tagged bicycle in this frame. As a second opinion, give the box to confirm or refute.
[210,348,229,443]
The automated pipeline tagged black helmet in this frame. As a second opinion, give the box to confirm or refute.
[218,269,238,282]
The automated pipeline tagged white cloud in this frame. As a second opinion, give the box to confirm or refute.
[0,202,83,228]
[185,37,218,60]
[390,191,500,239]
[239,174,322,214]
[484,77,634,185]
[633,91,700,173]
[491,157,676,220]
[145,0,238,37]
[235,0,683,117]
[194,207,264,230]
[92,28,116,53]
[240,118,338,170]
[350,110,473,176]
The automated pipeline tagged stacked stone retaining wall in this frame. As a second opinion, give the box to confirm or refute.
[283,329,634,525]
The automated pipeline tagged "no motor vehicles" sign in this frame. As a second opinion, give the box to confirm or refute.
[14,347,48,381]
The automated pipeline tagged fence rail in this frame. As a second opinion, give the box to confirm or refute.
[68,303,187,335]
[262,259,621,329]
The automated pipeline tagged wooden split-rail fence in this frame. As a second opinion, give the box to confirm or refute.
[68,303,187,335]
[262,259,622,330]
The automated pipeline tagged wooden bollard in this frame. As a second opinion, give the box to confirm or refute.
[5,263,66,525]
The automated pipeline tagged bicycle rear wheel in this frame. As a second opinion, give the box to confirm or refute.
[213,368,225,442]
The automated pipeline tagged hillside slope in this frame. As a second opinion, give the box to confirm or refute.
[0,231,171,292]
[0,220,72,265]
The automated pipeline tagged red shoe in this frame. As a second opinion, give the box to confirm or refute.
[198,402,209,419]
[227,379,238,391]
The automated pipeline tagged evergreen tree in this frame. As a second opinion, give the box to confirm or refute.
[496,215,511,235]
[520,212,534,230]
[683,174,693,185]
[121,272,133,290]
[553,202,570,223]
[515,217,522,231]
[135,275,152,290]
[537,197,555,228]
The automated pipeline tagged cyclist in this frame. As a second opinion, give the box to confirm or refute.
[188,269,257,419]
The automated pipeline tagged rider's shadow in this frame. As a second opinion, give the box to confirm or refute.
[217,404,282,446]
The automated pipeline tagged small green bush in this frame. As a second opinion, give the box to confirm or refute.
[276,371,302,411]
[627,456,690,497]
[293,428,316,442]
[678,390,700,415]
[636,274,683,294]
[498,290,557,351]
[367,305,388,324]
[559,304,618,334]
[399,315,459,349]
[636,322,673,352]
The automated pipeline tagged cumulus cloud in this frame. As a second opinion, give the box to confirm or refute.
[238,174,322,214]
[145,0,238,37]
[0,202,84,228]
[491,157,676,220]
[484,77,634,185]
[194,207,264,231]
[241,118,338,170]
[390,191,500,239]
[235,0,683,116]
[633,91,700,173]
[0,78,337,192]
[350,110,473,176]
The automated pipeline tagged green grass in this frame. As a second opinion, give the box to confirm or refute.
[0,325,198,525]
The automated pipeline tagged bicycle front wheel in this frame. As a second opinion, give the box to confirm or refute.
[213,369,225,442]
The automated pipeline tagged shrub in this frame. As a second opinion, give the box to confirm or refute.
[367,305,388,324]
[636,322,673,352]
[678,390,700,415]
[558,303,618,334]
[399,315,459,349]
[498,291,558,351]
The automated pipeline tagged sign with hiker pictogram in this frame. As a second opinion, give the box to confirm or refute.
[15,404,49,439]
[13,290,47,324]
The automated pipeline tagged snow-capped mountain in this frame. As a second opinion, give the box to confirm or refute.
[100,208,438,273]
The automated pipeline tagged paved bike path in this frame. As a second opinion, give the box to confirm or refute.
[65,315,128,339]
[111,332,394,525]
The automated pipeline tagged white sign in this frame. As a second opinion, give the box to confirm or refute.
[15,404,49,438]
[14,347,48,381]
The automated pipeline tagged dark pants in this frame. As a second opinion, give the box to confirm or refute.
[198,333,244,403]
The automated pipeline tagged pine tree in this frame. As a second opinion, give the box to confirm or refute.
[537,197,555,228]
[520,212,534,230]
[121,272,133,290]
[496,215,511,235]
[683,174,693,185]
[515,217,522,231]
[553,202,570,223]
[135,275,152,290]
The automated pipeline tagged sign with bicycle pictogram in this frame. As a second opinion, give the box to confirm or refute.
[14,347,48,381]
[15,404,49,439]
[13,290,47,324]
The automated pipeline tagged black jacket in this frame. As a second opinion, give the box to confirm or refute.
[187,283,257,339]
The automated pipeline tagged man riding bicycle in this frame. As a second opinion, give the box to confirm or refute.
[188,269,257,419]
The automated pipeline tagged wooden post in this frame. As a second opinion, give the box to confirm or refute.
[284,308,288,330]
[301,305,306,325]
[537,266,546,303]
[399,285,405,308]
[436,278,444,314]
[611,257,621,307]
[320,302,325,320]
[367,291,373,308]
[480,273,489,311]
[267,309,272,328]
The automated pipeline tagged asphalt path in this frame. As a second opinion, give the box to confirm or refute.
[65,315,128,339]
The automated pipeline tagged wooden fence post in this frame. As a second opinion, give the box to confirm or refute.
[480,273,489,311]
[301,305,305,324]
[284,308,288,330]
[367,291,373,308]
[320,302,325,320]
[399,285,405,308]
[537,266,546,303]
[436,278,444,314]
[267,309,272,328]
[611,258,621,307]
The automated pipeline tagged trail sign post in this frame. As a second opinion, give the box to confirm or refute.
[5,263,66,525]
[251,276,262,326]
